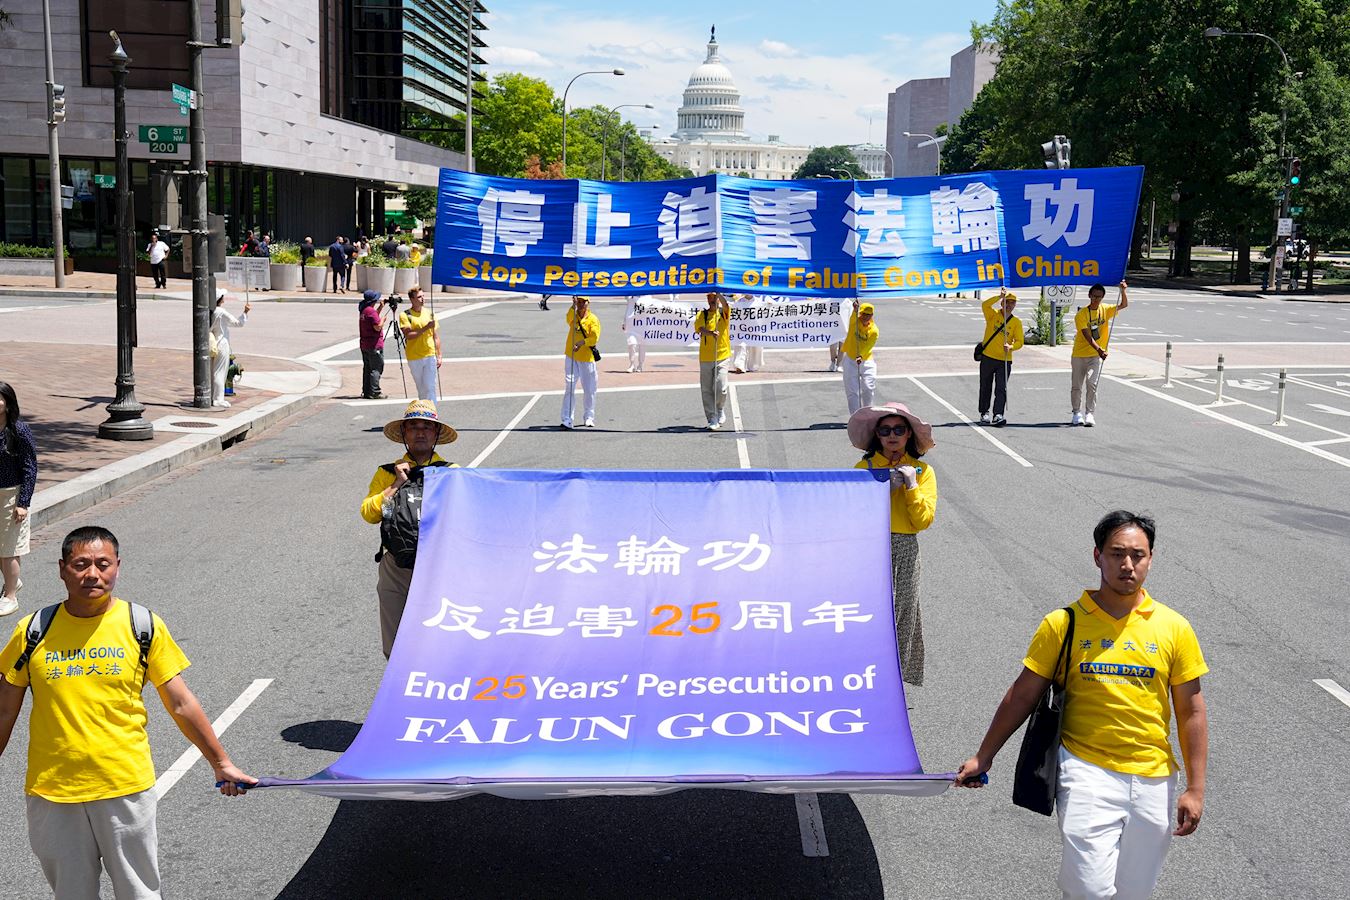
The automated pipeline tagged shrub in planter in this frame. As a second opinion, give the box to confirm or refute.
[268,241,302,289]
[393,258,418,292]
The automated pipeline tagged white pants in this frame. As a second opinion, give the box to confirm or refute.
[210,337,231,404]
[1057,747,1176,900]
[626,335,646,372]
[841,356,877,414]
[28,788,161,899]
[732,343,763,372]
[561,357,597,426]
[408,356,439,402]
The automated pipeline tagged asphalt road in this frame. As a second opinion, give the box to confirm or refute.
[2,290,1349,899]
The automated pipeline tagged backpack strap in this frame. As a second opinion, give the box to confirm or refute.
[129,602,155,675]
[12,603,61,674]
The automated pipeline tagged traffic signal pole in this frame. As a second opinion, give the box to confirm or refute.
[188,0,212,406]
[41,0,65,287]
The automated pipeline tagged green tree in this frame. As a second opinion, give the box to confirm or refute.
[403,188,437,223]
[793,146,866,179]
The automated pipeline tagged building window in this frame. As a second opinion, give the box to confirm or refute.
[80,0,190,91]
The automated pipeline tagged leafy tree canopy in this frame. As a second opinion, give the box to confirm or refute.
[793,146,867,180]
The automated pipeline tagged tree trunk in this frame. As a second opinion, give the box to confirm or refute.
[1172,219,1194,277]
[1235,227,1251,284]
[1128,204,1146,271]
[1306,239,1318,291]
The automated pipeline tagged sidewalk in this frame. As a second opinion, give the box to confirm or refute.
[0,270,482,304]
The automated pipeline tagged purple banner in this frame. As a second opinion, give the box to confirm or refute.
[261,470,949,799]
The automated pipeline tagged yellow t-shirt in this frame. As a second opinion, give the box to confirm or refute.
[398,307,437,360]
[696,307,732,363]
[979,296,1025,362]
[1024,590,1208,777]
[564,308,602,363]
[841,311,879,361]
[854,452,936,534]
[1072,303,1118,358]
[0,598,190,802]
[361,452,451,524]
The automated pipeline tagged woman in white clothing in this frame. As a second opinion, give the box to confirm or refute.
[622,305,646,373]
[211,292,250,408]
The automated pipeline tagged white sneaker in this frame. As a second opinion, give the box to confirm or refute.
[1084,412,1096,427]
[828,362,839,373]
[1070,411,1082,426]
[979,412,992,425]
[717,410,727,426]
[626,365,635,373]
[707,420,721,431]
[583,418,595,428]
[0,595,17,617]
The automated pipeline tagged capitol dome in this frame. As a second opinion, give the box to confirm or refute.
[673,27,749,142]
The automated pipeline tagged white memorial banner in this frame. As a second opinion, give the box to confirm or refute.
[625,295,848,349]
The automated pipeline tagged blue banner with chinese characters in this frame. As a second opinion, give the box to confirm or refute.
[430,167,1143,298]
[258,469,950,800]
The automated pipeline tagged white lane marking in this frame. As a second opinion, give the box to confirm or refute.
[299,301,494,363]
[795,792,831,857]
[1305,437,1350,446]
[1107,376,1350,469]
[908,376,1033,468]
[1168,380,1350,438]
[727,383,751,469]
[1283,376,1350,400]
[152,678,273,799]
[468,393,543,468]
[1314,679,1350,710]
[0,304,61,314]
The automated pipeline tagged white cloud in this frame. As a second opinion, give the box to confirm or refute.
[759,39,804,59]
[478,11,979,146]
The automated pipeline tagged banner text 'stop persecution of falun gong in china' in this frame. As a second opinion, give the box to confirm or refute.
[431,167,1144,299]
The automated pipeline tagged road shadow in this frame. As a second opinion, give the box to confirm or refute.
[274,790,882,900]
[280,720,361,753]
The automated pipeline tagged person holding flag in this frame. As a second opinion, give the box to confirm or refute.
[841,301,880,414]
[976,289,1024,427]
[1070,281,1128,427]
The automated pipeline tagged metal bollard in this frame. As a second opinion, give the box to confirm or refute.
[1214,354,1225,404]
[1273,368,1288,426]
[1163,342,1173,388]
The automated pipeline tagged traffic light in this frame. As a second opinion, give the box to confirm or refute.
[1289,157,1301,186]
[47,82,66,125]
[1040,135,1071,169]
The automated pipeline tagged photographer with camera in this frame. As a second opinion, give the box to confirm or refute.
[358,290,390,400]
[397,287,441,402]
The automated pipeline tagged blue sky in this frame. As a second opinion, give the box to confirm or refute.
[480,1,1002,147]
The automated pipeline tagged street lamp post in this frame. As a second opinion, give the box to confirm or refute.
[601,103,654,180]
[878,147,895,178]
[1203,27,1294,293]
[98,33,152,441]
[829,167,852,180]
[904,131,947,175]
[561,68,624,174]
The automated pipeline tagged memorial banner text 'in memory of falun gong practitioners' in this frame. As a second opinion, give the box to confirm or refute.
[624,295,848,349]
[431,166,1144,299]
[258,469,950,799]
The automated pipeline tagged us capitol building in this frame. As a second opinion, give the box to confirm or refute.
[647,28,812,180]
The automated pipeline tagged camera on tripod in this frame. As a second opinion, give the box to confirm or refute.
[385,293,402,310]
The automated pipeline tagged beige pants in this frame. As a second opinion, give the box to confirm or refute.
[0,485,31,557]
[27,788,160,900]
[700,359,728,423]
[1070,355,1104,414]
[377,552,414,658]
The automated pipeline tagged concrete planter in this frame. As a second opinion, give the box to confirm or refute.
[418,265,433,292]
[0,257,75,276]
[269,263,301,290]
[302,265,327,292]
[354,264,368,292]
[365,266,396,295]
[393,266,418,293]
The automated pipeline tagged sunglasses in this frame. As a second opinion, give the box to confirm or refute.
[875,424,909,437]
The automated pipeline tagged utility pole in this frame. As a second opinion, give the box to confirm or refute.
[187,0,212,407]
[41,0,65,287]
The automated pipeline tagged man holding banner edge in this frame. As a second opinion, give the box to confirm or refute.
[1070,281,1129,427]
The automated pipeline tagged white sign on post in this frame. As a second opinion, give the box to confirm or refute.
[1277,218,1294,237]
[1044,284,1076,302]
[226,256,271,291]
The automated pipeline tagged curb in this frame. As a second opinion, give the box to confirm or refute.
[0,287,511,304]
[29,362,343,531]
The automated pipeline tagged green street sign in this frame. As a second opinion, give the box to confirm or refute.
[93,174,115,188]
[1290,206,1304,216]
[171,83,197,117]
[139,125,187,144]
[148,142,180,154]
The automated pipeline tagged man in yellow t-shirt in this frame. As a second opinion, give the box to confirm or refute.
[841,300,880,414]
[398,287,442,402]
[696,292,731,429]
[1070,280,1128,426]
[956,511,1208,899]
[977,289,1025,427]
[561,296,602,429]
[0,526,253,898]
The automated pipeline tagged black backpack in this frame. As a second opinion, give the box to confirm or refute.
[12,601,155,687]
[378,461,449,569]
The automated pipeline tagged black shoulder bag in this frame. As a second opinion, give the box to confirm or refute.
[1011,606,1075,816]
[973,317,1009,362]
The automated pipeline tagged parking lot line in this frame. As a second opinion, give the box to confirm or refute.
[151,678,273,799]
[1314,679,1350,711]
[1106,376,1350,469]
[907,376,1033,468]
[468,393,543,468]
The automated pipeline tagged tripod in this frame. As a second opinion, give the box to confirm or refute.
[382,302,411,399]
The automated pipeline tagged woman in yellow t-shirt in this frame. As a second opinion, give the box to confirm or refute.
[848,401,937,686]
